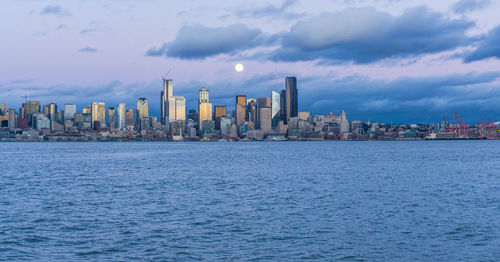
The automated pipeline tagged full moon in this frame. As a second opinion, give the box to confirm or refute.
[234,63,244,72]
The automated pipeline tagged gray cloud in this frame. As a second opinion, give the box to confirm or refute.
[146,24,263,59]
[79,47,97,53]
[80,21,100,34]
[464,25,500,62]
[453,0,490,14]
[40,5,70,16]
[269,6,475,64]
[236,0,301,18]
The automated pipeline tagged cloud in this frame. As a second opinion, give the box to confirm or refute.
[80,21,100,34]
[146,24,263,59]
[453,0,490,14]
[237,0,301,18]
[40,5,70,16]
[269,6,475,64]
[464,25,500,62]
[79,47,97,53]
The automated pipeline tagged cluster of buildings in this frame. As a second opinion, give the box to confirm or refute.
[0,76,498,141]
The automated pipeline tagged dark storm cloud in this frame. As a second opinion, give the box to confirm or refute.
[79,47,97,53]
[269,7,475,64]
[146,24,263,59]
[40,5,70,16]
[453,0,490,14]
[464,25,500,62]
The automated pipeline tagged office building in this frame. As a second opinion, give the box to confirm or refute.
[26,101,40,127]
[135,98,149,125]
[259,106,271,133]
[199,102,212,127]
[271,91,281,127]
[285,76,298,124]
[161,79,173,125]
[91,102,106,128]
[34,113,50,130]
[8,109,16,129]
[126,109,134,128]
[108,107,116,129]
[64,104,76,120]
[214,106,226,119]
[168,96,186,122]
[117,103,126,130]
[340,110,349,135]
[0,104,7,115]
[235,95,246,127]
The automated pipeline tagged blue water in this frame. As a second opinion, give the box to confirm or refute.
[0,141,499,261]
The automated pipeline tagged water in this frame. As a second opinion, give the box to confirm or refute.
[0,141,499,261]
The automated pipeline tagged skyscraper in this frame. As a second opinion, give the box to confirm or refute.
[117,103,126,130]
[64,104,76,120]
[198,87,209,104]
[340,110,349,135]
[256,97,271,129]
[8,109,16,129]
[199,102,213,127]
[259,106,271,133]
[136,98,149,126]
[0,104,6,115]
[169,96,186,122]
[26,101,40,127]
[280,90,286,124]
[49,103,57,121]
[91,102,106,128]
[235,95,246,127]
[108,107,116,129]
[271,91,281,127]
[126,108,134,128]
[214,106,226,119]
[161,79,173,125]
[285,76,298,124]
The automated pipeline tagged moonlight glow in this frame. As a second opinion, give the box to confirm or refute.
[235,63,244,72]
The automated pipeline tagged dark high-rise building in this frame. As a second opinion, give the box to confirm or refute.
[285,76,298,124]
[280,90,286,124]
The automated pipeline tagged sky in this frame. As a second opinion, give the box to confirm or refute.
[1,0,500,123]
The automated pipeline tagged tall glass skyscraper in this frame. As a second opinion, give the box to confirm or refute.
[271,91,281,127]
[161,79,173,125]
[64,104,76,120]
[117,103,126,130]
[91,102,106,128]
[285,76,298,124]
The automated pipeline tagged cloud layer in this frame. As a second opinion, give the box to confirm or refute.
[147,24,262,59]
[453,0,490,14]
[272,7,475,63]
[464,25,500,62]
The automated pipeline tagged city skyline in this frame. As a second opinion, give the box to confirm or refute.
[2,0,500,123]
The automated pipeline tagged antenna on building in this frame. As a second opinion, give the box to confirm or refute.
[162,68,172,80]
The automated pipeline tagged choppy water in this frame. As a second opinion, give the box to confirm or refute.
[0,141,499,261]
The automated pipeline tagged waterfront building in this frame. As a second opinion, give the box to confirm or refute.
[64,104,76,120]
[91,102,106,129]
[117,103,126,130]
[201,120,215,136]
